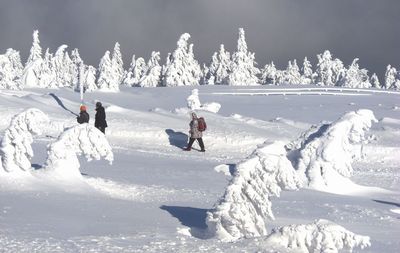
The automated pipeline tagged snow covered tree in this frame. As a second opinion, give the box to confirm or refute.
[38,48,56,88]
[26,30,42,65]
[283,60,301,85]
[187,89,201,110]
[206,44,231,85]
[207,141,301,241]
[97,51,118,91]
[21,30,44,88]
[337,58,371,88]
[261,62,277,85]
[111,42,124,87]
[0,49,24,89]
[315,50,345,86]
[292,109,377,191]
[370,73,380,89]
[384,64,397,89]
[71,48,84,91]
[163,33,202,86]
[139,51,162,87]
[123,54,136,86]
[0,108,49,174]
[82,65,97,92]
[44,124,113,180]
[227,28,260,86]
[301,57,313,84]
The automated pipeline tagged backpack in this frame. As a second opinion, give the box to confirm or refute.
[198,117,207,132]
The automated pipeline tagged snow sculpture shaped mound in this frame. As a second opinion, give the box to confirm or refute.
[265,219,371,253]
[186,89,221,113]
[206,141,302,242]
[293,109,377,190]
[0,108,49,173]
[44,124,113,180]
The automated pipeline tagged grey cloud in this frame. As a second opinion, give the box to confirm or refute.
[0,0,399,78]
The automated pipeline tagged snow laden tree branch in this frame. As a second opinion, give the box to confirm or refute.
[206,141,302,241]
[44,124,113,180]
[0,108,49,174]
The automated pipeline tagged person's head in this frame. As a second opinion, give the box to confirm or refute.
[80,105,87,112]
[96,102,102,108]
[191,112,197,119]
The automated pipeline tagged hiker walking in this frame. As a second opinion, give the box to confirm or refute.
[95,101,107,133]
[77,105,89,124]
[184,112,205,152]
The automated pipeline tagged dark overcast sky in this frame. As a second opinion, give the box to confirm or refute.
[0,0,399,77]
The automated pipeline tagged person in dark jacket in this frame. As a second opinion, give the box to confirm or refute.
[77,105,89,124]
[95,101,107,133]
[184,112,205,152]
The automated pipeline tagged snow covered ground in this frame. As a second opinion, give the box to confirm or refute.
[0,85,399,252]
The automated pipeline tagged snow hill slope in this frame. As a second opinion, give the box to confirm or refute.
[0,85,399,252]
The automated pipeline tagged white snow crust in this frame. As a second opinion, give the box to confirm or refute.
[265,219,371,253]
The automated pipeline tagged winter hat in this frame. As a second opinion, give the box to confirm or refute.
[96,102,102,107]
[191,112,198,119]
[80,105,87,111]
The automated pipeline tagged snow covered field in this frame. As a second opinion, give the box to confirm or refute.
[0,85,399,252]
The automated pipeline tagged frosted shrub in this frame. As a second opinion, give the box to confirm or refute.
[0,109,49,174]
[294,109,377,190]
[44,124,113,180]
[186,89,221,113]
[265,219,371,253]
[206,141,301,241]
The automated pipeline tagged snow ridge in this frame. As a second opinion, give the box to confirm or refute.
[0,108,49,174]
[206,141,302,241]
[43,124,113,180]
[265,219,371,253]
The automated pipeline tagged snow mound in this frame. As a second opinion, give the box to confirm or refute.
[43,124,113,180]
[186,89,221,113]
[0,108,49,174]
[293,109,377,191]
[206,141,302,241]
[265,219,371,253]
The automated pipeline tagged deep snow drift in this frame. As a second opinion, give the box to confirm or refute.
[0,85,399,252]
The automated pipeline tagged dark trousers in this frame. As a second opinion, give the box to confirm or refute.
[187,138,205,151]
[96,126,106,134]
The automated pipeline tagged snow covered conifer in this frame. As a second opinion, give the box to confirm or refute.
[315,50,345,86]
[82,65,97,92]
[123,54,136,86]
[337,58,371,88]
[370,73,380,89]
[44,124,113,180]
[0,49,24,89]
[301,57,313,84]
[261,62,277,85]
[293,109,377,191]
[71,48,84,91]
[284,60,301,85]
[0,109,49,174]
[112,42,124,87]
[26,30,42,65]
[97,51,118,91]
[384,64,397,89]
[206,44,231,85]
[163,33,202,86]
[139,51,162,87]
[207,141,301,241]
[227,28,260,86]
[131,57,147,86]
[38,49,56,88]
[21,31,44,87]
